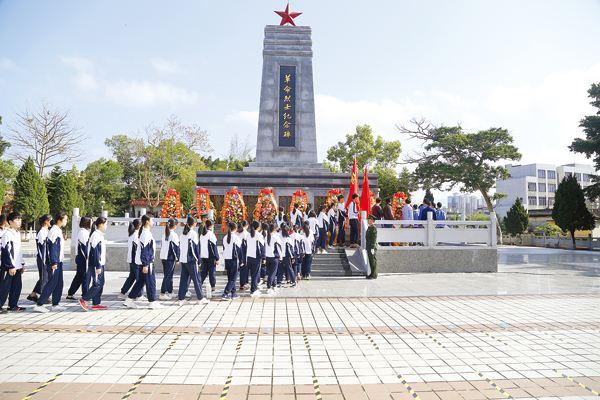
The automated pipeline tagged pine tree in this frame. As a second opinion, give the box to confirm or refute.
[552,175,595,249]
[48,167,84,218]
[503,198,529,236]
[13,157,49,227]
[46,166,63,215]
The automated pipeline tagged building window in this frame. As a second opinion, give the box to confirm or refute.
[547,170,556,179]
[548,184,556,192]
[528,196,537,206]
[539,197,547,207]
[575,173,582,182]
[527,182,537,191]
[583,173,592,182]
[565,172,572,177]
[538,183,546,192]
[537,169,546,178]
[548,197,555,207]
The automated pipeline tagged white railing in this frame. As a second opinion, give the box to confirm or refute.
[360,211,497,249]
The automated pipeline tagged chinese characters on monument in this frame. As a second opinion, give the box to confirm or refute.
[278,65,296,147]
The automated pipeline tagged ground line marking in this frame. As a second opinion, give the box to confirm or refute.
[20,373,62,400]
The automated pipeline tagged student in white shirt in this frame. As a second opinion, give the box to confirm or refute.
[177,216,208,305]
[222,221,242,300]
[300,222,315,280]
[0,212,25,313]
[66,216,91,300]
[327,200,338,248]
[119,219,142,299]
[316,205,329,254]
[348,193,360,245]
[28,214,52,302]
[278,225,297,287]
[0,215,8,289]
[291,225,303,279]
[307,211,319,251]
[336,195,347,246]
[246,221,265,297]
[159,219,180,300]
[79,217,108,311]
[199,220,219,296]
[290,203,303,227]
[34,212,69,313]
[264,223,282,295]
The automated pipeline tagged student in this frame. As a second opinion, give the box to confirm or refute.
[278,224,297,288]
[300,222,315,280]
[305,203,313,221]
[418,199,438,221]
[371,198,384,220]
[237,220,250,291]
[383,198,394,221]
[435,202,447,221]
[66,216,92,300]
[222,221,242,300]
[402,199,414,221]
[412,204,419,220]
[327,200,338,248]
[246,220,265,297]
[316,205,329,254]
[365,215,378,280]
[177,216,208,306]
[348,193,360,246]
[291,203,304,227]
[336,195,346,246]
[118,219,141,299]
[79,217,108,310]
[260,222,269,283]
[264,223,282,295]
[33,212,68,312]
[159,219,180,300]
[124,214,163,309]
[0,212,25,313]
[0,215,8,288]
[291,225,303,280]
[199,219,219,297]
[275,206,288,228]
[28,214,52,302]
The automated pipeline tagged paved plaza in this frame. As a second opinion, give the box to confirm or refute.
[0,247,599,400]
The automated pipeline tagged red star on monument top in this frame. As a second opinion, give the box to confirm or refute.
[275,3,302,26]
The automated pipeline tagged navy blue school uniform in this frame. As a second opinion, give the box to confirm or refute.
[160,231,180,295]
[200,230,219,290]
[277,235,297,286]
[238,230,249,289]
[128,228,157,302]
[67,227,90,297]
[37,225,65,307]
[32,226,49,295]
[222,233,242,296]
[0,228,24,310]
[291,209,304,227]
[327,207,338,246]
[246,232,265,294]
[316,212,329,250]
[82,230,106,306]
[300,232,315,278]
[337,202,347,245]
[120,231,141,296]
[178,230,204,301]
[264,232,282,290]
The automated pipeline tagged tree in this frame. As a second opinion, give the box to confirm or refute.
[81,159,128,216]
[503,198,529,236]
[552,175,595,249]
[398,119,522,241]
[13,157,49,227]
[105,116,210,208]
[8,104,86,176]
[398,167,418,195]
[47,166,84,217]
[534,223,563,237]
[375,166,400,200]
[0,117,17,206]
[326,125,402,172]
[570,82,600,200]
[424,188,435,204]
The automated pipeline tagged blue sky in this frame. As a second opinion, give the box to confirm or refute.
[1,0,600,201]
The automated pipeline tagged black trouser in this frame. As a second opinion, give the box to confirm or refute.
[337,218,346,245]
[67,256,88,297]
[121,262,140,295]
[0,269,23,309]
[37,263,64,306]
[349,219,359,244]
[33,255,48,295]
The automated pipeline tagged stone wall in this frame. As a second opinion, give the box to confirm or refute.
[374,248,498,273]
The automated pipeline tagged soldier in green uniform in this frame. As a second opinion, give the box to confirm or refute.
[366,214,378,279]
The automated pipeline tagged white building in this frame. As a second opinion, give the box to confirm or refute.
[495,163,596,217]
[447,193,485,216]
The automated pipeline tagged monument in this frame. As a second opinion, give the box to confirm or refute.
[196,4,378,211]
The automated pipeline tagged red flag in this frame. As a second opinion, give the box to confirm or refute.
[360,165,371,218]
[345,158,359,208]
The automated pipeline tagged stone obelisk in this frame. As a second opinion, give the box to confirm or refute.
[245,25,322,171]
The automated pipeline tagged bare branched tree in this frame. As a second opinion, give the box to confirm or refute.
[227,133,254,162]
[9,104,86,176]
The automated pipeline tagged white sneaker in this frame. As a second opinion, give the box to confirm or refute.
[205,285,212,299]
[136,295,148,301]
[159,294,170,301]
[178,300,186,306]
[148,302,165,309]
[32,305,49,313]
[123,298,138,309]
[267,288,275,297]
[200,298,210,305]
[117,293,127,300]
[51,305,67,312]
[185,291,192,298]
[251,291,261,298]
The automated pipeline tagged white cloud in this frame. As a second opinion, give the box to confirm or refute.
[226,110,259,125]
[150,58,181,74]
[61,56,198,107]
[0,57,16,70]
